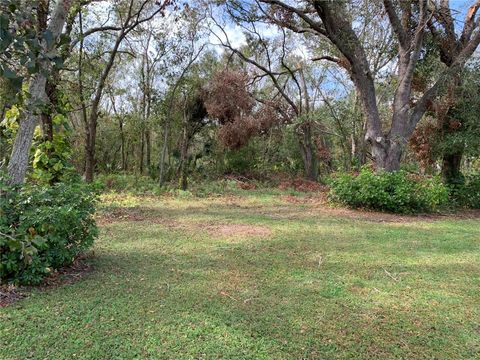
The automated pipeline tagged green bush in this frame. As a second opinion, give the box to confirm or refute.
[328,168,449,214]
[0,179,98,285]
[448,174,480,209]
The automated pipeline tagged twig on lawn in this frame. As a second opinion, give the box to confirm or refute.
[317,255,324,268]
[382,268,399,282]
[220,291,238,301]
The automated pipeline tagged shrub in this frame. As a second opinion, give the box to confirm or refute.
[328,168,449,214]
[448,173,480,209]
[0,179,98,285]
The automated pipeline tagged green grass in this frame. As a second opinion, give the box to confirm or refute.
[1,192,480,359]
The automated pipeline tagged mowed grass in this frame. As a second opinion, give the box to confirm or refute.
[1,192,480,359]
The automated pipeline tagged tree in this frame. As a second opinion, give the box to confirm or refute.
[158,9,207,185]
[78,0,172,183]
[209,7,321,179]
[177,85,208,190]
[254,0,480,172]
[6,0,74,185]
[427,1,480,182]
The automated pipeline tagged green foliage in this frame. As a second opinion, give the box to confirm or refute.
[0,178,98,285]
[448,173,480,209]
[0,104,19,136]
[328,167,449,214]
[440,63,480,159]
[0,104,19,168]
[0,0,67,92]
[96,174,164,195]
[224,146,257,174]
[32,114,75,184]
[0,0,38,91]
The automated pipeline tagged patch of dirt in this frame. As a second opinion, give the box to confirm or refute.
[0,285,25,308]
[317,206,480,223]
[283,201,480,223]
[237,181,257,190]
[40,254,94,289]
[0,254,93,308]
[97,207,151,225]
[206,224,272,238]
[279,194,480,223]
[97,196,480,227]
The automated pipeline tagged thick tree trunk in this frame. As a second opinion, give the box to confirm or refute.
[7,0,72,185]
[384,142,403,172]
[300,145,318,181]
[7,76,47,184]
[442,152,463,183]
[368,138,405,172]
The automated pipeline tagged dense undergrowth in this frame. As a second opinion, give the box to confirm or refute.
[0,179,98,285]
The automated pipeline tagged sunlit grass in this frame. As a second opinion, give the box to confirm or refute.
[1,192,479,359]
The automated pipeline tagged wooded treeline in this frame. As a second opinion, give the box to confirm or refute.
[1,0,480,188]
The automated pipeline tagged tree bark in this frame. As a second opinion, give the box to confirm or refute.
[442,152,463,183]
[7,0,73,185]
[7,76,47,184]
[120,119,126,171]
[298,121,318,181]
[179,112,189,190]
[145,130,151,173]
[159,119,169,185]
[84,115,97,183]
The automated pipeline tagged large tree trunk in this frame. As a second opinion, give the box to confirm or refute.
[7,0,72,185]
[7,77,47,184]
[442,152,463,183]
[383,142,403,172]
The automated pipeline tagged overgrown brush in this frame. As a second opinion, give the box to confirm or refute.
[1,178,98,285]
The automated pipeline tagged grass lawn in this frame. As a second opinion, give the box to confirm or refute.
[1,191,480,359]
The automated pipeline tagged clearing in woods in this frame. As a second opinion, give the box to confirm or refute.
[1,192,479,359]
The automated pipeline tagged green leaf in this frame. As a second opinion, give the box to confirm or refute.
[3,66,18,79]
[43,29,54,48]
[31,236,47,248]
